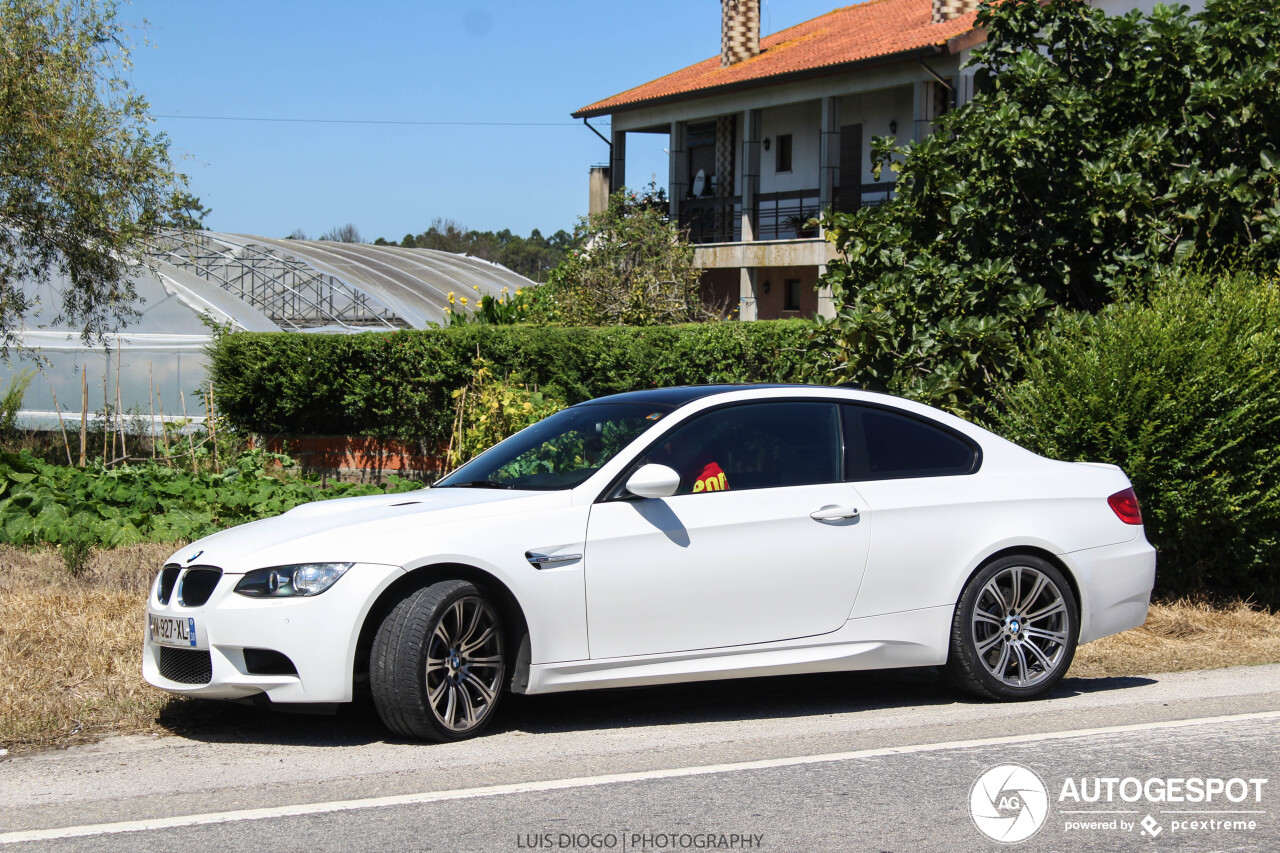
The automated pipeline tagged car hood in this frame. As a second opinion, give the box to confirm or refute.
[165,487,571,573]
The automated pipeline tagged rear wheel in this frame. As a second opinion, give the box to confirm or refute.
[370,580,506,741]
[946,555,1078,700]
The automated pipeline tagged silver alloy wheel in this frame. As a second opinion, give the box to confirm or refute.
[425,595,505,732]
[970,564,1069,688]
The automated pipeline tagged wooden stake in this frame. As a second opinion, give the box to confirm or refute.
[104,374,111,465]
[157,390,171,461]
[48,381,73,466]
[180,390,196,471]
[79,371,87,468]
[115,339,127,460]
[149,362,157,461]
[208,384,219,474]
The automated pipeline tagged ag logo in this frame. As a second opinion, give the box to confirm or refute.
[969,764,1049,843]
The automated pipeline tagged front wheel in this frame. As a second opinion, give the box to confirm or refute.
[946,555,1078,701]
[370,580,507,741]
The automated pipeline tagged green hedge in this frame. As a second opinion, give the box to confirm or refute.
[993,270,1280,601]
[209,321,816,442]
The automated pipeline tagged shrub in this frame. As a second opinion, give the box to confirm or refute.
[547,188,712,326]
[993,270,1280,601]
[209,320,814,442]
[814,0,1280,414]
[447,360,565,467]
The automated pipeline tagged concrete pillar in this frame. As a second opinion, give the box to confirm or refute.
[818,96,840,218]
[610,129,626,194]
[668,121,688,222]
[589,166,610,216]
[817,264,837,319]
[738,267,758,321]
[740,109,761,243]
[912,81,931,143]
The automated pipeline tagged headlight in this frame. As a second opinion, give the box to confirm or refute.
[233,563,354,598]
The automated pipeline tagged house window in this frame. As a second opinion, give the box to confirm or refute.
[775,134,792,173]
[783,279,802,312]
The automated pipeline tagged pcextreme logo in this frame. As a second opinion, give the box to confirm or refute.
[969,764,1050,843]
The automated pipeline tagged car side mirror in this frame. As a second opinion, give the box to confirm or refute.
[624,463,680,499]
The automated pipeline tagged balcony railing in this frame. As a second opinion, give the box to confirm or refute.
[679,196,742,244]
[677,183,896,245]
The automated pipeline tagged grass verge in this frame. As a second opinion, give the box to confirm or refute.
[3,543,1279,754]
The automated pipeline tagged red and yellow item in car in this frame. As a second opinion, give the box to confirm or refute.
[692,461,729,493]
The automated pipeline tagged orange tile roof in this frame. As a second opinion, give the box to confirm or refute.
[573,0,981,117]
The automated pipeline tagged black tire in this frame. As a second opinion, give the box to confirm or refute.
[946,554,1079,701]
[370,580,507,741]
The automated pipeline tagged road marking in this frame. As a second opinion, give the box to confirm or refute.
[3,710,1278,845]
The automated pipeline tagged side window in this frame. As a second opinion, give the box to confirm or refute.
[842,405,978,480]
[639,402,840,494]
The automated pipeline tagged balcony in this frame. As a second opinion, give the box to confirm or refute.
[678,184,895,246]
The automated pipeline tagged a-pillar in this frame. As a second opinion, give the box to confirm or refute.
[610,129,627,194]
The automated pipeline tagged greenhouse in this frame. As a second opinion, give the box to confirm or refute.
[3,231,537,430]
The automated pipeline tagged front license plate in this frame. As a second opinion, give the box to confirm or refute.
[150,614,198,648]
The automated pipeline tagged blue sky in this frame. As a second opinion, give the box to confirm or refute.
[124,1,842,241]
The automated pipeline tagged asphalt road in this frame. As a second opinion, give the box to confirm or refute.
[3,664,1279,852]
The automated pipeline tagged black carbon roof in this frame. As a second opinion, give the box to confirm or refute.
[576,384,840,409]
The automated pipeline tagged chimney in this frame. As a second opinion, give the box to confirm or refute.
[931,0,979,23]
[721,0,760,67]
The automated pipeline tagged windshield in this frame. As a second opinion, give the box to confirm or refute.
[434,402,672,490]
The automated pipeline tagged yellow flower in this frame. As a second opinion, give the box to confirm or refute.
[473,285,480,291]
[501,287,509,294]
[447,291,455,304]
[460,297,468,306]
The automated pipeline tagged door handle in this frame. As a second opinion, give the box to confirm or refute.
[810,505,860,521]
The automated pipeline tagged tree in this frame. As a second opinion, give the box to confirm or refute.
[155,190,211,230]
[1,0,183,354]
[546,189,713,326]
[813,0,1280,415]
[318,223,362,243]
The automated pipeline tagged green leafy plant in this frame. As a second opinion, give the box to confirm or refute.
[0,450,421,548]
[60,536,91,577]
[993,269,1280,601]
[1,369,34,434]
[446,360,565,468]
[814,0,1280,415]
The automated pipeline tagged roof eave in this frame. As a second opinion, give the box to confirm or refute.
[571,28,983,120]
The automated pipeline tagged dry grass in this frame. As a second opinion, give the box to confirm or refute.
[1069,597,1280,677]
[0,543,183,753]
[3,543,1280,754]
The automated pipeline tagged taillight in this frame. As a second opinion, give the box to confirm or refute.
[1108,487,1143,525]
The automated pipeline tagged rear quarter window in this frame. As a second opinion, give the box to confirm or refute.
[842,404,980,481]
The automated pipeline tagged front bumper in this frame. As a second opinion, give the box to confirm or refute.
[143,562,404,704]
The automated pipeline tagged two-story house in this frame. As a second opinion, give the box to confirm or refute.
[573,0,1194,320]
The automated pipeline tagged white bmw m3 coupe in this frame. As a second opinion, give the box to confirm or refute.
[144,385,1155,741]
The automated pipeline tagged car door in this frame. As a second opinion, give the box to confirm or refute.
[583,400,871,660]
[838,403,987,620]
